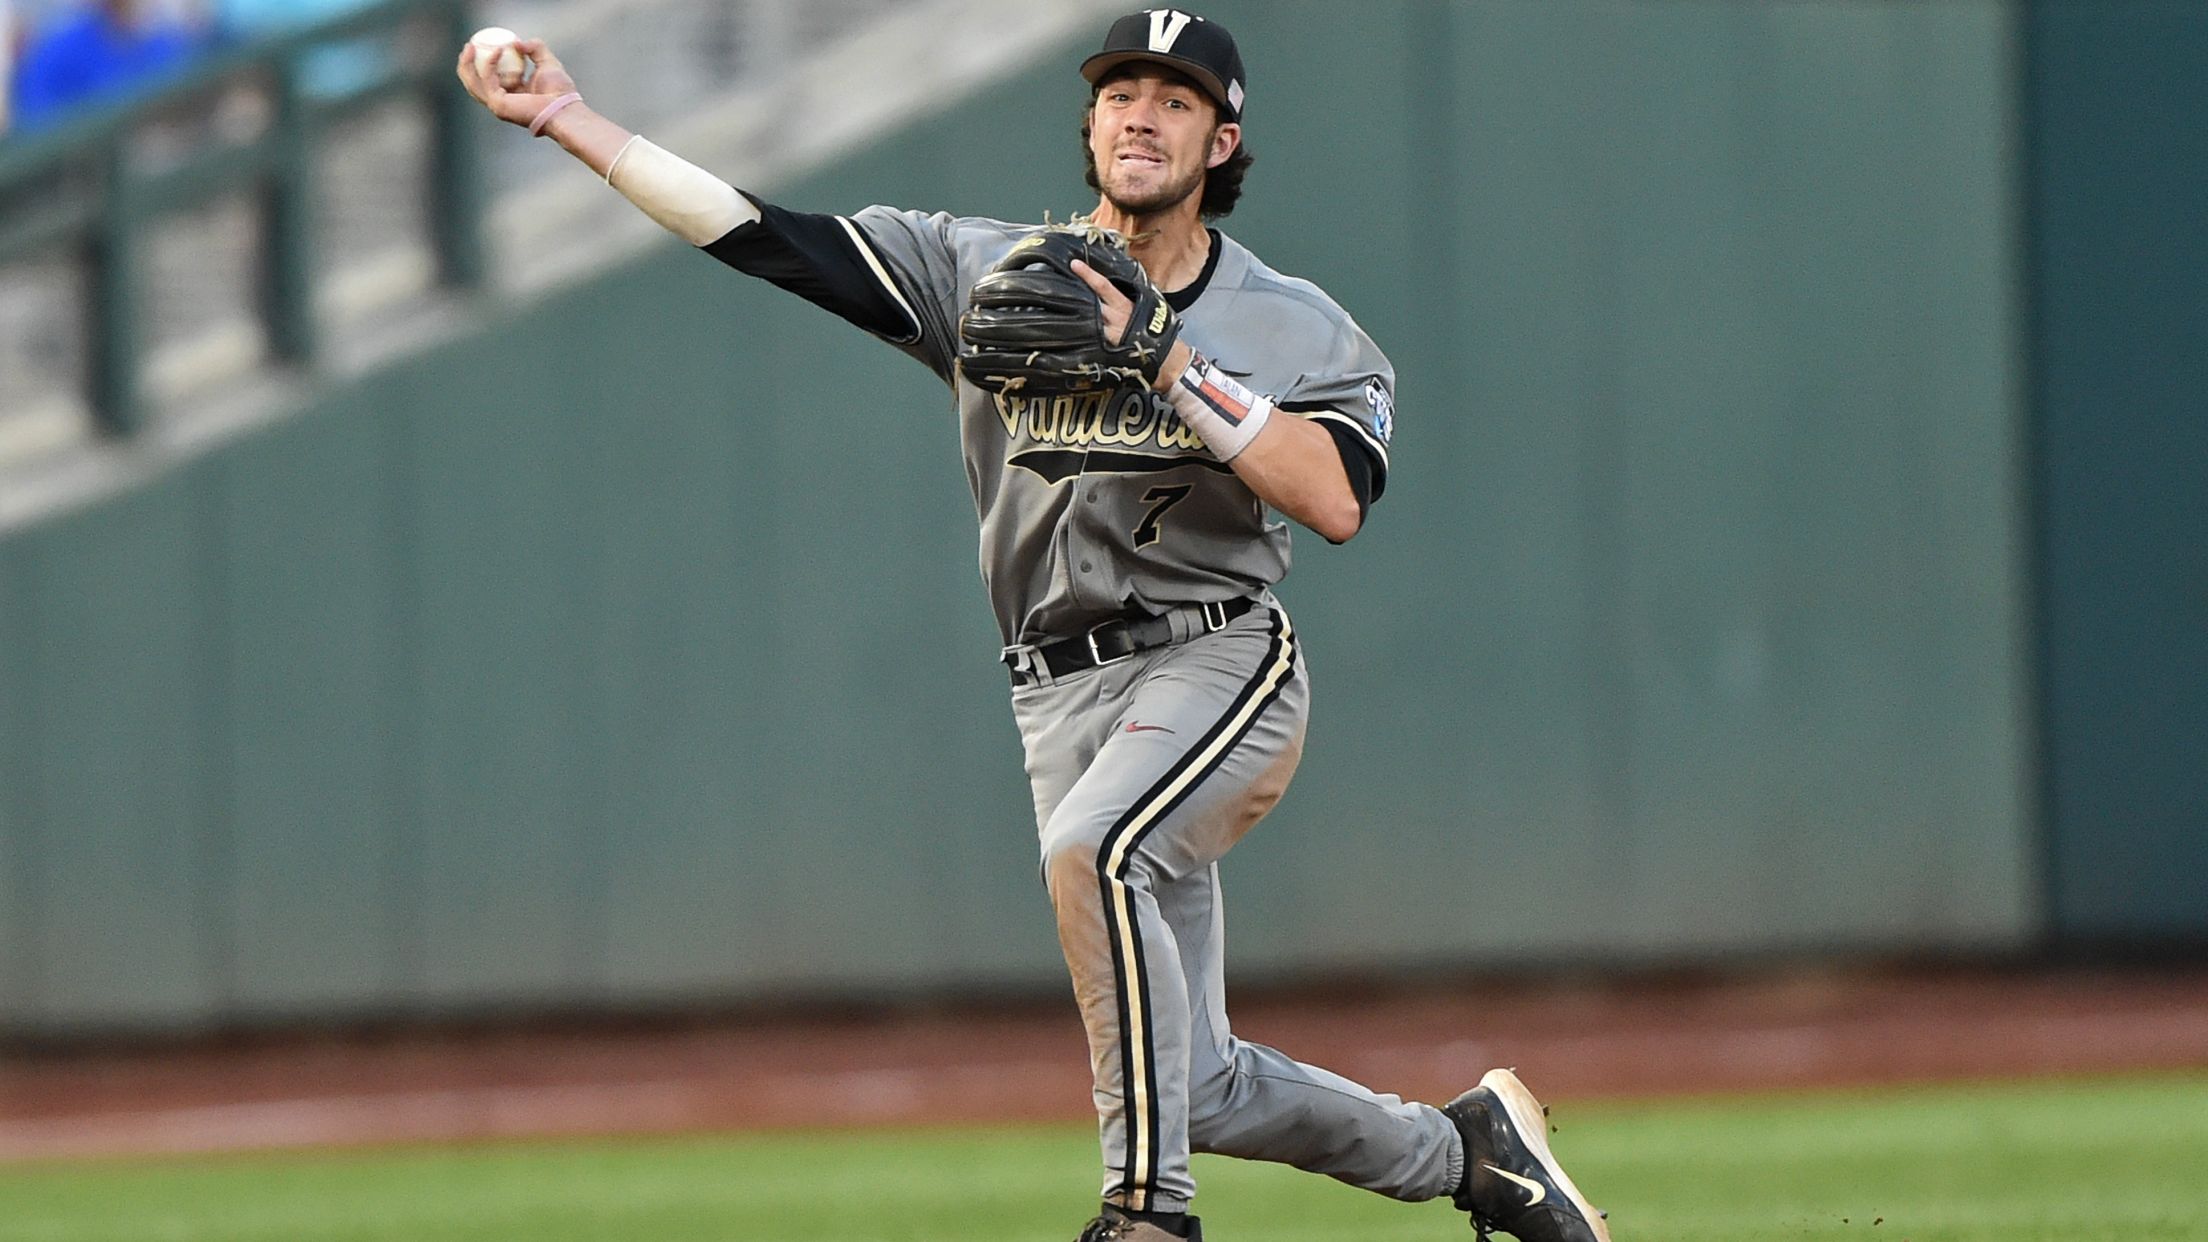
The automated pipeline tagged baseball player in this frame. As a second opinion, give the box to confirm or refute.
[460,11,1611,1242]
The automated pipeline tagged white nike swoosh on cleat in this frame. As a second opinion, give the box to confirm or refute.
[1481,1070,1611,1242]
[1484,1164,1547,1205]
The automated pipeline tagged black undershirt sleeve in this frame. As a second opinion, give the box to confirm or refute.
[1273,400,1385,538]
[700,195,917,342]
[1313,419,1384,538]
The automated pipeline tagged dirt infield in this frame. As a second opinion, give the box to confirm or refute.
[2,961,2204,1161]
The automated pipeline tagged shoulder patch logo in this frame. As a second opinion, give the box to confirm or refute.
[1365,377,1395,444]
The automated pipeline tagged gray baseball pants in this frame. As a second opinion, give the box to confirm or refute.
[1009,598,1463,1214]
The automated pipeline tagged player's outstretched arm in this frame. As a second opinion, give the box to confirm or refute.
[458,38,921,345]
[454,38,758,245]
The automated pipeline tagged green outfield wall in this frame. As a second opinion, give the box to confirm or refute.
[2026,1,2208,948]
[0,0,2031,1031]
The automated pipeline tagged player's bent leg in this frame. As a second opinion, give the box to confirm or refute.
[1166,862,1461,1203]
[1187,1039,1462,1200]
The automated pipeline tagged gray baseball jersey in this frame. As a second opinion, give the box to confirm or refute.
[839,210,1394,646]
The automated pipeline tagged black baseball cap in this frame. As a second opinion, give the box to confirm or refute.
[1081,10,1246,123]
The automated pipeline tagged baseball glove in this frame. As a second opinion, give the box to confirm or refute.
[957,226,1181,394]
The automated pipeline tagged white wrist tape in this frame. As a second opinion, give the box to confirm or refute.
[605,136,760,246]
[1169,353,1274,462]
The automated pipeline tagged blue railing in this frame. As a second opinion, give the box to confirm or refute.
[0,0,479,435]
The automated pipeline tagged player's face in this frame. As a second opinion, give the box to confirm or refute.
[1089,70,1239,217]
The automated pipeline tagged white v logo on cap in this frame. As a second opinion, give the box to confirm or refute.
[1148,9,1194,52]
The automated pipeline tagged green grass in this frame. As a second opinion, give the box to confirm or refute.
[0,1073,2202,1241]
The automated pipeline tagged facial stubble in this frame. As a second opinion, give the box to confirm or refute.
[1101,160,1207,218]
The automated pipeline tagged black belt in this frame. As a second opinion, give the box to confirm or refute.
[1008,597,1256,685]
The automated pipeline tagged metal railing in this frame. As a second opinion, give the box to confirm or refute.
[0,0,478,438]
[0,0,1074,497]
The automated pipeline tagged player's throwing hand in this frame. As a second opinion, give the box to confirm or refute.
[454,37,640,181]
[454,38,576,130]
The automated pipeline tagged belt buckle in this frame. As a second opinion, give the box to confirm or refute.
[1087,620,1135,666]
[1200,600,1229,633]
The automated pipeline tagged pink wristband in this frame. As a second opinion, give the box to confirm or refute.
[528,92,583,137]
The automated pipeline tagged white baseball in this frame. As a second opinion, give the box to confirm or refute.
[469,27,528,89]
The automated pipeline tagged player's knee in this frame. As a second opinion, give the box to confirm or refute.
[1040,806,1162,879]
[1187,1061,1264,1156]
[1043,828,1171,917]
[1187,1065,1235,1140]
[1043,835,1102,902]
[1043,817,1125,904]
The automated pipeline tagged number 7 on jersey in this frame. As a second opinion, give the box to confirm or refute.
[1134,484,1195,548]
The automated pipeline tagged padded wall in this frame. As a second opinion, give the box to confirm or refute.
[2028,0,2208,945]
[0,0,2032,1031]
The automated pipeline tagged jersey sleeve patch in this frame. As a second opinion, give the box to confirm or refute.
[1363,376,1395,445]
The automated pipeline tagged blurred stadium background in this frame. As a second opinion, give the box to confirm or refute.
[0,0,2202,1201]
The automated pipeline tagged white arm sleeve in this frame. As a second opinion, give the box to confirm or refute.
[605,137,760,246]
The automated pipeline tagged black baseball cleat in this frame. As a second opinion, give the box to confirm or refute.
[1442,1069,1612,1242]
[1073,1204,1204,1242]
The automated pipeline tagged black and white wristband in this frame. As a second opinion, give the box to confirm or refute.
[1168,351,1274,462]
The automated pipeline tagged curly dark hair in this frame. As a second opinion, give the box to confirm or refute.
[1080,68,1254,220]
